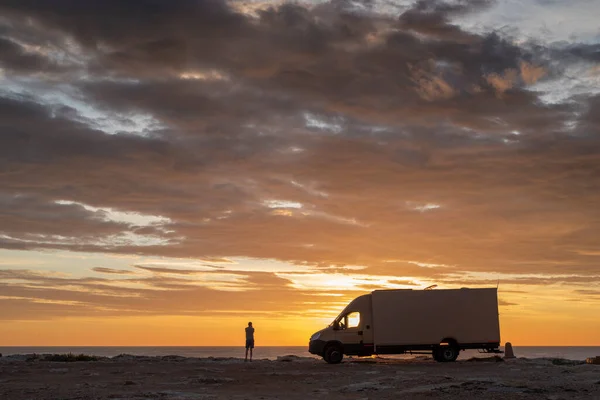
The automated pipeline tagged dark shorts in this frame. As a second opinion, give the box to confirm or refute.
[245,339,255,349]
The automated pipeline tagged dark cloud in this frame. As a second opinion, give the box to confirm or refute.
[561,43,600,63]
[396,0,492,42]
[134,265,224,275]
[0,0,244,48]
[0,192,138,242]
[580,94,600,134]
[0,37,58,73]
[92,267,136,274]
[440,275,600,286]
[573,289,600,297]
[0,0,599,321]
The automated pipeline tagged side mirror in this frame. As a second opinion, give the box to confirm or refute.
[333,321,340,331]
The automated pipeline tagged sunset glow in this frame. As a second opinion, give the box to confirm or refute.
[1,0,599,347]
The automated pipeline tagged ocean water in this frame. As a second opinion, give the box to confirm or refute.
[0,346,598,361]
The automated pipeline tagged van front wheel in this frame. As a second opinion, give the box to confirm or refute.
[325,345,343,364]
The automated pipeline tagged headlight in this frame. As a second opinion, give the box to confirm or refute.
[310,332,321,341]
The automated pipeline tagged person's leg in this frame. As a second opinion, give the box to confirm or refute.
[245,346,248,361]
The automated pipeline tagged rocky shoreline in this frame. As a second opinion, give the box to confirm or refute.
[1,354,598,399]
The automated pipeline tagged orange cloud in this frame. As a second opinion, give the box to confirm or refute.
[520,61,546,85]
[0,0,599,347]
[486,68,519,96]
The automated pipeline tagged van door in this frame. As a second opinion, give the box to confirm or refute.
[335,311,372,356]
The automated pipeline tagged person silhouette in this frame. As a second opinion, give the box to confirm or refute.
[245,322,255,362]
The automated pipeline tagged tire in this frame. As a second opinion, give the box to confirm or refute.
[432,349,441,362]
[322,349,330,363]
[436,345,459,362]
[325,345,343,364]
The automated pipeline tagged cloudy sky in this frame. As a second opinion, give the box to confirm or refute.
[0,0,599,346]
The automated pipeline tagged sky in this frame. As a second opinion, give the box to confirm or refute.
[0,0,599,346]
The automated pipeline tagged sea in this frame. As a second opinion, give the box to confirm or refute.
[0,346,598,361]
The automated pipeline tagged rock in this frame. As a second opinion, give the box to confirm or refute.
[466,356,504,362]
[194,367,224,373]
[550,358,584,366]
[161,355,187,362]
[189,376,235,384]
[206,357,240,363]
[504,342,515,359]
[6,354,29,362]
[157,391,216,399]
[340,381,391,392]
[276,355,313,362]
[524,388,546,394]
[276,355,296,362]
[585,357,600,365]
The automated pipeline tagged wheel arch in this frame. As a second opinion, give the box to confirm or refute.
[440,337,459,348]
[323,340,344,355]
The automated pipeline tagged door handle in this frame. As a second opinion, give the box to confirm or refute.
[358,331,363,335]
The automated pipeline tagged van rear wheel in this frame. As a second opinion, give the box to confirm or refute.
[434,345,459,362]
[325,345,343,364]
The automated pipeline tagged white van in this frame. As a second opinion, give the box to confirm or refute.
[308,288,501,363]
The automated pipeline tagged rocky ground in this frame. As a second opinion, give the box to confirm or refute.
[1,354,599,399]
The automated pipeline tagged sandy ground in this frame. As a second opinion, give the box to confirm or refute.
[1,354,599,399]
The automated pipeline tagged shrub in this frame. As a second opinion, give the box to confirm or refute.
[550,358,584,366]
[42,353,98,362]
